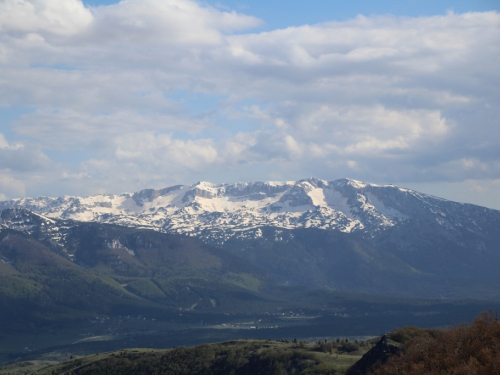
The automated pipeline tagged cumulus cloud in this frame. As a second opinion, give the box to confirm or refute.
[115,132,218,171]
[0,131,55,199]
[0,132,51,172]
[91,0,261,45]
[0,0,93,36]
[246,105,450,155]
[14,109,210,152]
[0,1,498,207]
[0,173,25,198]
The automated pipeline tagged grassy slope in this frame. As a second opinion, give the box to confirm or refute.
[0,230,145,325]
[28,339,369,375]
[0,225,275,324]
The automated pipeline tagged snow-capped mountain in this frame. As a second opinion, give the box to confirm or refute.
[2,177,500,299]
[1,177,498,244]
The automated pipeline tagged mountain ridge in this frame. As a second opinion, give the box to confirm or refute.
[2,177,496,246]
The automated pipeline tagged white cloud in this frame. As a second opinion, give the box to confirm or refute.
[14,109,209,151]
[235,105,451,161]
[91,0,260,44]
[0,173,26,197]
[0,132,51,172]
[0,0,93,36]
[115,132,218,171]
[0,2,498,208]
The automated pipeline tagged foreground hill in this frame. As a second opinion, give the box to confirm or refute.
[18,339,369,375]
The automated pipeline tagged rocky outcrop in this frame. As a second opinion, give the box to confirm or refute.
[347,335,400,375]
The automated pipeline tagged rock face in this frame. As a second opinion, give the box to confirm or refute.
[347,336,401,375]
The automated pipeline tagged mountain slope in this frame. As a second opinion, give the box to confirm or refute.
[221,226,500,298]
[0,229,143,328]
[0,210,280,325]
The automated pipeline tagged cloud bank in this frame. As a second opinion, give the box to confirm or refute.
[0,0,499,208]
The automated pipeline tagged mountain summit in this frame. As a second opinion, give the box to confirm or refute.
[2,177,496,245]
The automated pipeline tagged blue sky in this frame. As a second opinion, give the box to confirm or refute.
[0,0,499,209]
[85,0,500,26]
[212,0,499,27]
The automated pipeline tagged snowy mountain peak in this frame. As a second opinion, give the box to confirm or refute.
[0,208,57,232]
[1,178,498,244]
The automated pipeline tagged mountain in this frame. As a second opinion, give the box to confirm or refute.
[2,177,498,243]
[1,177,500,299]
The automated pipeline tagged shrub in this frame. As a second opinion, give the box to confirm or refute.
[340,342,360,353]
[372,311,500,375]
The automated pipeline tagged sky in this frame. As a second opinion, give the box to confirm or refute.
[0,0,499,209]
